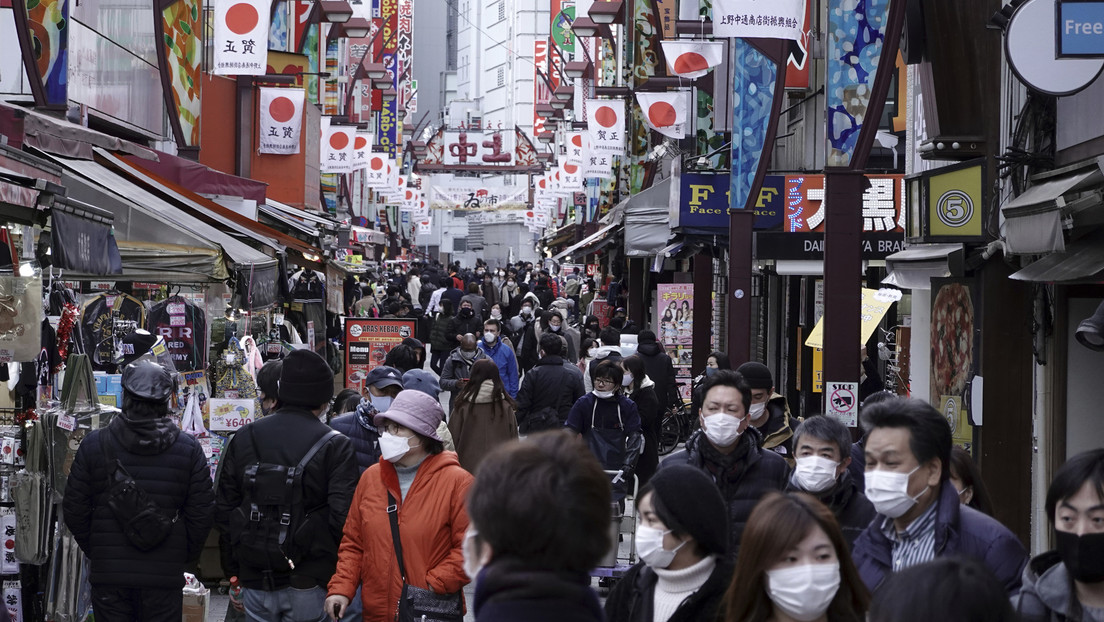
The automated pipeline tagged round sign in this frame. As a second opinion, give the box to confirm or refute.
[329,131,350,150]
[399,325,412,338]
[349,323,363,338]
[594,106,618,128]
[936,190,974,228]
[1006,0,1104,96]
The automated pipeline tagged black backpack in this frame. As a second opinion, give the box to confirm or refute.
[101,432,179,552]
[230,427,338,582]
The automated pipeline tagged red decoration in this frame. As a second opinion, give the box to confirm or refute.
[55,303,79,371]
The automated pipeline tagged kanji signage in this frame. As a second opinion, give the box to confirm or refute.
[784,174,905,233]
[213,0,270,75]
[419,126,540,172]
[442,130,514,166]
[713,0,805,40]
[586,98,626,155]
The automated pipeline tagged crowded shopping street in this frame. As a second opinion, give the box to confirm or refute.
[0,0,1103,620]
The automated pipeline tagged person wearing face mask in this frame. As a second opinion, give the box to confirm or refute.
[1014,449,1104,621]
[538,310,580,363]
[330,366,404,472]
[660,369,788,559]
[460,282,489,322]
[724,492,870,622]
[499,275,520,316]
[851,397,1027,595]
[583,327,625,393]
[735,362,795,465]
[508,295,542,372]
[565,360,643,503]
[786,416,875,548]
[478,318,519,399]
[605,465,734,622]
[949,445,995,516]
[440,333,489,405]
[691,351,731,423]
[465,431,610,622]
[325,390,473,622]
[255,360,283,417]
[447,301,483,343]
[515,333,585,433]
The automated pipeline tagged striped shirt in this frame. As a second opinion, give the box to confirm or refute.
[881,499,938,572]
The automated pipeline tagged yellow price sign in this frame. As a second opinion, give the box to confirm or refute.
[804,288,901,350]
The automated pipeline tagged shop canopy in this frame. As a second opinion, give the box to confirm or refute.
[1010,232,1104,283]
[882,244,964,290]
[1001,161,1104,255]
[47,153,276,285]
[624,178,674,257]
[552,220,622,262]
[121,150,268,204]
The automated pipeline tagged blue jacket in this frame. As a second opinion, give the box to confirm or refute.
[479,338,519,398]
[329,400,381,473]
[851,480,1028,595]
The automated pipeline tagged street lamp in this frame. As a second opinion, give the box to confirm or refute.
[549,98,568,110]
[537,131,555,144]
[341,17,371,38]
[571,17,611,39]
[380,88,397,102]
[588,0,625,25]
[564,60,593,80]
[553,85,574,101]
[320,0,353,23]
[363,62,388,80]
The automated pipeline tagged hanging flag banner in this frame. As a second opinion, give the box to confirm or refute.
[417,217,432,234]
[583,134,615,178]
[713,0,805,41]
[365,154,391,188]
[321,125,356,173]
[660,40,726,79]
[636,91,690,139]
[560,160,584,191]
[213,0,270,75]
[258,87,304,154]
[586,99,626,155]
[428,177,529,210]
[352,131,373,170]
[565,132,586,166]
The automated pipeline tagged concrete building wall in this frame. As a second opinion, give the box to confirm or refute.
[413,0,450,126]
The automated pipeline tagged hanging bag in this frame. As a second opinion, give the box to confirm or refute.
[386,491,463,622]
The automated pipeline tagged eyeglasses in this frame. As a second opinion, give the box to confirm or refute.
[594,378,616,388]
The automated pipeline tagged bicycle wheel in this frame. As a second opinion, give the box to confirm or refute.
[658,414,681,455]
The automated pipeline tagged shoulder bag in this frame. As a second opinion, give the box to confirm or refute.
[386,491,463,622]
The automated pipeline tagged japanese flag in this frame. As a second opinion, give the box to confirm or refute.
[365,153,390,188]
[635,91,691,139]
[585,99,626,155]
[212,0,269,75]
[258,88,304,154]
[660,40,725,79]
[559,159,584,191]
[565,132,586,167]
[417,218,432,234]
[321,126,355,173]
[352,131,373,170]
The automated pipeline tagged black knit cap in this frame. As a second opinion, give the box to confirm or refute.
[256,360,283,400]
[649,464,729,556]
[736,362,773,390]
[278,349,334,408]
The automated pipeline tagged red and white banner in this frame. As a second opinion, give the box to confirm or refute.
[565,132,585,167]
[713,0,805,41]
[258,87,304,154]
[365,154,392,188]
[212,0,269,75]
[559,160,584,192]
[417,217,432,234]
[586,99,625,155]
[636,91,691,139]
[533,40,550,135]
[660,40,725,79]
[352,131,373,170]
[322,125,356,173]
[582,133,615,179]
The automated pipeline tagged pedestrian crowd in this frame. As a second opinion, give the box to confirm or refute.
[58,260,1104,622]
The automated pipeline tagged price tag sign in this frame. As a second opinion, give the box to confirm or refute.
[57,414,77,432]
[208,399,256,432]
[0,349,13,364]
[170,315,186,327]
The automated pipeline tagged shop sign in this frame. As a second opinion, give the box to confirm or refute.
[586,264,599,276]
[1057,1,1104,57]
[676,172,784,231]
[785,174,905,233]
[208,398,255,431]
[344,318,415,392]
[926,162,984,239]
[754,232,907,260]
[804,287,901,349]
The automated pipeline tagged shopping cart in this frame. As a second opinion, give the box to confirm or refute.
[590,469,639,585]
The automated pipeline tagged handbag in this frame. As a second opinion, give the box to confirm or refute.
[386,491,463,622]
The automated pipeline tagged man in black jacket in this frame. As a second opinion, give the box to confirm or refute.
[515,333,585,432]
[659,369,789,559]
[635,330,678,406]
[63,359,215,621]
[216,349,358,621]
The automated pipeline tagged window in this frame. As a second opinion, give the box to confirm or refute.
[498,0,506,21]
[497,67,505,87]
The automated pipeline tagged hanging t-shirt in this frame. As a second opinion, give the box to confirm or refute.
[147,296,208,372]
[81,292,147,371]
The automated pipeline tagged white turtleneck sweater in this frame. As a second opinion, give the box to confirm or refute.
[652,555,717,622]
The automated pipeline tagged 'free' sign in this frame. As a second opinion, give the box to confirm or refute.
[1058,1,1104,57]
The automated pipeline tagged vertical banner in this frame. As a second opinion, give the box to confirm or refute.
[729,38,778,212]
[826,0,892,166]
[533,40,549,135]
[344,319,416,392]
[397,0,414,115]
[269,0,289,50]
[258,87,305,154]
[212,0,270,75]
[13,0,69,105]
[322,125,356,173]
[353,131,373,169]
[785,0,812,89]
[159,0,203,146]
[656,284,695,401]
[929,280,977,449]
[586,99,626,155]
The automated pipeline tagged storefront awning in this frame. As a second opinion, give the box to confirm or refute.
[351,226,387,245]
[265,199,343,232]
[1001,164,1104,254]
[883,244,964,290]
[625,178,674,257]
[121,151,268,204]
[259,204,322,239]
[552,221,622,261]
[1010,233,1104,283]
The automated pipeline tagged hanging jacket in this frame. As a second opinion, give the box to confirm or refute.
[604,558,734,622]
[477,338,519,398]
[327,452,473,622]
[62,413,215,589]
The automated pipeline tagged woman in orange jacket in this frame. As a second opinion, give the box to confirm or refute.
[325,390,474,621]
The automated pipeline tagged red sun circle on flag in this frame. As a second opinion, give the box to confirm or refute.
[594,105,618,128]
[564,163,578,174]
[354,136,368,149]
[421,220,430,226]
[269,96,296,123]
[673,52,708,75]
[225,3,260,35]
[526,211,534,218]
[647,102,677,127]
[329,131,349,150]
[370,156,384,170]
[420,200,426,208]
[571,134,583,147]
[405,190,413,200]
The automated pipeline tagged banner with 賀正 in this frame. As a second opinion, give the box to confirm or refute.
[212,0,270,75]
[258,87,304,154]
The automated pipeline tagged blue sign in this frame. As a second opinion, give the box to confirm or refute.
[678,173,784,233]
[1058,1,1104,57]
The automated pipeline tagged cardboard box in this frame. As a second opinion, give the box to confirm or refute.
[182,589,209,622]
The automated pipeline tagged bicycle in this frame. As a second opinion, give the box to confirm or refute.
[657,399,695,456]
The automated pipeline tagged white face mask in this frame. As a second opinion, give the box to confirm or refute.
[748,402,768,421]
[550,324,561,332]
[635,524,686,569]
[792,456,840,494]
[484,332,497,344]
[521,307,532,317]
[379,432,416,463]
[462,529,485,580]
[491,311,502,319]
[865,466,927,518]
[593,389,615,399]
[702,413,743,447]
[765,563,841,622]
[622,373,634,387]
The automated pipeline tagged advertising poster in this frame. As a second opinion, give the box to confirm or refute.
[344,318,416,391]
[656,284,694,400]
[929,279,977,450]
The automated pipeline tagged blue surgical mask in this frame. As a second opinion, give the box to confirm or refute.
[370,394,393,412]
[704,367,717,377]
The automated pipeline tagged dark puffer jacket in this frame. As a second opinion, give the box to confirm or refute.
[636,341,678,406]
[329,400,382,472]
[605,558,734,622]
[515,355,584,428]
[851,481,1029,595]
[215,407,359,591]
[473,557,604,622]
[62,414,215,589]
[660,427,790,559]
[787,470,875,548]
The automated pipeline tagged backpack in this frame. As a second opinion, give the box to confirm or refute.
[231,427,339,581]
[101,431,179,552]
